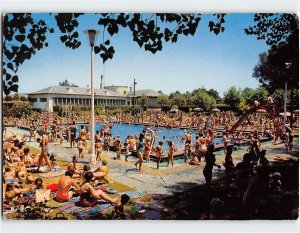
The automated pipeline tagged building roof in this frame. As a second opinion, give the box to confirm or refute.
[128,89,162,97]
[28,86,126,97]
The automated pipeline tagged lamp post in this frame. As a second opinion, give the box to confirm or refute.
[133,79,137,115]
[84,29,99,162]
[284,62,291,128]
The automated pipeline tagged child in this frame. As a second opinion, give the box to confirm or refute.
[113,194,130,219]
[184,141,192,163]
[123,143,130,162]
[114,139,122,160]
[167,141,175,167]
[155,141,163,169]
[78,137,87,158]
[95,139,104,161]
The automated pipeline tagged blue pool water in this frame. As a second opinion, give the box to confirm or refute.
[76,123,223,151]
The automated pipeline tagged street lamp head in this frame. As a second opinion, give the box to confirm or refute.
[84,29,100,47]
[285,62,292,69]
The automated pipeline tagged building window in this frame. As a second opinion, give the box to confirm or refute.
[123,91,127,94]
[28,98,37,102]
[40,98,47,102]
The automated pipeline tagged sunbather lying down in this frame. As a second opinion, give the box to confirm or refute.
[80,171,117,207]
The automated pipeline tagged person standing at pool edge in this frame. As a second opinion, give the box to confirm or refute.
[155,141,164,169]
[134,139,144,172]
[203,144,221,190]
[167,141,175,167]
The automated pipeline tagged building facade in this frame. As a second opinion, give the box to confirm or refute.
[27,86,162,112]
[27,86,127,112]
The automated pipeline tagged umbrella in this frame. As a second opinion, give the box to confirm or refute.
[279,112,291,117]
[256,109,267,113]
[211,108,221,112]
[169,109,178,113]
[193,108,203,112]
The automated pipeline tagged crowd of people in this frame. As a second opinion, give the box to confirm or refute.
[2,105,298,219]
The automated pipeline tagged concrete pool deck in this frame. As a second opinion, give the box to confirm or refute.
[5,127,299,196]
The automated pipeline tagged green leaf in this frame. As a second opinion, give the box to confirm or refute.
[9,84,19,93]
[94,46,101,54]
[7,63,14,71]
[15,34,26,42]
[60,35,68,43]
[72,31,79,38]
[12,75,18,82]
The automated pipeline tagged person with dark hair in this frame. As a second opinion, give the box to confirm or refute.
[258,149,269,167]
[223,145,236,186]
[78,137,87,158]
[55,170,80,202]
[155,141,164,169]
[67,155,80,174]
[243,165,269,217]
[134,140,144,172]
[236,153,253,197]
[80,171,117,207]
[69,121,77,148]
[112,194,130,219]
[167,141,175,167]
[144,138,151,163]
[34,177,47,190]
[80,125,87,142]
[203,144,221,190]
[37,131,52,172]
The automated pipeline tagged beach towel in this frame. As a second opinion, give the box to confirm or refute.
[36,189,51,203]
[39,170,66,178]
[118,190,146,198]
[58,200,113,219]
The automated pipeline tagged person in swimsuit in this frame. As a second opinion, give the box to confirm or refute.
[203,144,221,190]
[80,125,87,142]
[67,155,81,175]
[155,141,163,169]
[37,132,52,172]
[95,138,104,160]
[93,159,110,183]
[78,137,87,158]
[56,170,80,202]
[144,138,151,163]
[69,121,77,148]
[80,171,117,207]
[134,140,144,172]
[167,141,175,167]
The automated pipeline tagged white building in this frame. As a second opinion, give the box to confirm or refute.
[27,86,162,112]
[27,86,127,112]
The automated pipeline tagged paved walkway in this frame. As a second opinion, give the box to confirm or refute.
[5,127,299,196]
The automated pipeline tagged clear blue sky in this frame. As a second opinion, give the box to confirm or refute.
[15,13,270,96]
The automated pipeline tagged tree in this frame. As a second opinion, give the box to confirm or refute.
[191,89,216,111]
[246,13,298,127]
[171,92,187,107]
[4,95,13,101]
[271,89,299,111]
[3,13,227,95]
[223,86,242,109]
[138,94,149,107]
[20,96,28,101]
[245,14,298,47]
[3,101,32,117]
[12,93,20,101]
[241,87,269,106]
[59,79,79,87]
[157,94,171,108]
[207,88,221,103]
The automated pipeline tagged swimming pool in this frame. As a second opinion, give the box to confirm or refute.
[76,123,223,151]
